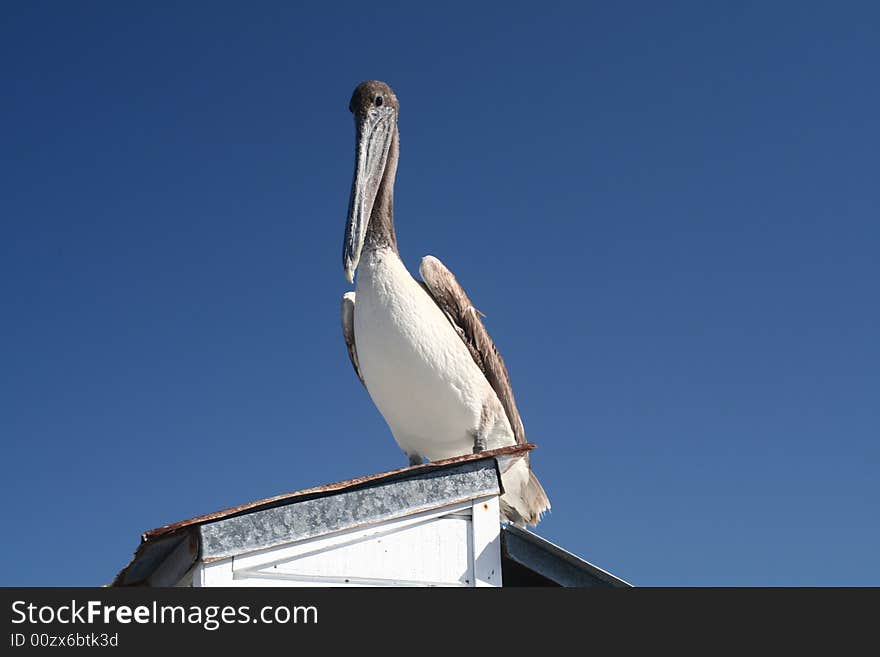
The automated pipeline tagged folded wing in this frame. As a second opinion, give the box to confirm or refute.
[418,255,526,444]
[341,291,365,387]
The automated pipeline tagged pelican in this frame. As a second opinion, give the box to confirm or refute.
[340,81,550,526]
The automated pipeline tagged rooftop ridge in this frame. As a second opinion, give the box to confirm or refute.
[143,443,536,541]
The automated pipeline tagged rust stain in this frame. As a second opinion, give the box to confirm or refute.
[201,555,228,564]
[143,443,535,541]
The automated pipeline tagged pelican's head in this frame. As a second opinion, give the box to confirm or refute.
[343,80,400,283]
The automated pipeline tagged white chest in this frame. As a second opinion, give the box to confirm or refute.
[353,248,494,459]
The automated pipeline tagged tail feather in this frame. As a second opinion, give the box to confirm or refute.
[499,459,551,527]
[524,469,551,524]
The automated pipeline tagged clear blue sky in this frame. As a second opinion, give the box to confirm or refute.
[2,2,877,586]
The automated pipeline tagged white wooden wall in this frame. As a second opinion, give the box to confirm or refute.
[188,495,502,587]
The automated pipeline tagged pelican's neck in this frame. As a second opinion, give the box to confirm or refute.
[364,127,399,253]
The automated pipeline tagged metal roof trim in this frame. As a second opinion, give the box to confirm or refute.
[143,443,533,541]
[502,525,633,587]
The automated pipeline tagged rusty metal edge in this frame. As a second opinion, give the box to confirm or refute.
[144,443,534,541]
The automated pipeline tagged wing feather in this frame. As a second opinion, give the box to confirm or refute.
[341,292,365,387]
[418,255,526,444]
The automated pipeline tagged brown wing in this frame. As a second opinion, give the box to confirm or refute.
[418,255,526,444]
[341,292,365,387]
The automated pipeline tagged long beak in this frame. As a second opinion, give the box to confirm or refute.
[343,107,395,283]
